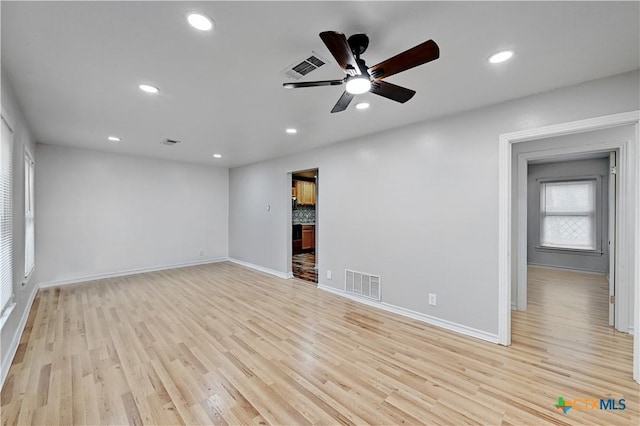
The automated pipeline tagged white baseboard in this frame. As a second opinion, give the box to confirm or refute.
[37,257,229,289]
[511,302,518,310]
[227,258,291,280]
[317,284,499,344]
[527,263,606,275]
[1,283,38,390]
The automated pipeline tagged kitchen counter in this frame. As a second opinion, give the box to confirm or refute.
[292,223,315,254]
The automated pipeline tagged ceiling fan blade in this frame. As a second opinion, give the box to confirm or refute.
[283,79,344,89]
[319,31,360,76]
[370,80,416,103]
[368,39,439,81]
[330,91,355,113]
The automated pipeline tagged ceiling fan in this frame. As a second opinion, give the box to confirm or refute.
[283,31,439,113]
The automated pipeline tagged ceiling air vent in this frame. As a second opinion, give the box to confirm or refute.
[160,138,180,146]
[281,51,329,80]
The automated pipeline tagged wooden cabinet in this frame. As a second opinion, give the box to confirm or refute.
[294,180,316,205]
[302,225,315,250]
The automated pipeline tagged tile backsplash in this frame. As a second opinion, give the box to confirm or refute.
[293,205,315,224]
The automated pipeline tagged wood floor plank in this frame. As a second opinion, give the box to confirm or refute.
[1,262,638,425]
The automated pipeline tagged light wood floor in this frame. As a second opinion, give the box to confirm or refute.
[1,263,638,425]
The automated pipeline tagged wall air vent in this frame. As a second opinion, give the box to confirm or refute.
[281,51,329,80]
[160,138,180,146]
[345,269,381,301]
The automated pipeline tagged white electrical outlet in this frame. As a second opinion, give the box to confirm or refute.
[428,293,437,306]
[327,270,332,280]
[199,250,204,256]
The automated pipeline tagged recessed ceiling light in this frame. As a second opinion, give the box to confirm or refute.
[355,102,370,110]
[488,50,514,64]
[139,84,159,94]
[108,136,121,141]
[286,128,297,134]
[187,13,213,31]
[213,153,222,158]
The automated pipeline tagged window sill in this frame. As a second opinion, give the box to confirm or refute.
[0,302,16,330]
[534,246,603,256]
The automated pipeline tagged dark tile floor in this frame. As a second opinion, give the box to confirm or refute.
[292,252,317,284]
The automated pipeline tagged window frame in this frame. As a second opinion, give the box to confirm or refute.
[24,150,35,281]
[536,175,603,254]
[0,112,15,322]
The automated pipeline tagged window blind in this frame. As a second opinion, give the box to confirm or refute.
[24,152,34,278]
[540,180,596,250]
[1,116,14,312]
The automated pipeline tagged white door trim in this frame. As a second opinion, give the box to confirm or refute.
[498,110,640,384]
[609,151,617,327]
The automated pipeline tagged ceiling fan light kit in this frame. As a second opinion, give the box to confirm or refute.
[345,76,371,95]
[282,31,439,113]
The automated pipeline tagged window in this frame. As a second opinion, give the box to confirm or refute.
[24,152,34,279]
[1,115,14,314]
[540,179,597,250]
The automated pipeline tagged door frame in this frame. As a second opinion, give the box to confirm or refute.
[609,151,617,327]
[289,168,319,280]
[497,110,640,383]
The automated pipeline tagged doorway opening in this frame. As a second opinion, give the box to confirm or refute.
[498,110,640,383]
[524,152,616,326]
[291,169,318,284]
[511,150,630,373]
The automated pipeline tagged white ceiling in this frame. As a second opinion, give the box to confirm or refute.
[2,1,639,167]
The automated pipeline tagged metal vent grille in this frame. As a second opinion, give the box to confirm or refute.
[281,51,328,80]
[160,138,180,146]
[345,269,381,301]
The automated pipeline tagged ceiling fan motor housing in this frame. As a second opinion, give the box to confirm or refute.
[347,33,369,56]
[356,59,370,77]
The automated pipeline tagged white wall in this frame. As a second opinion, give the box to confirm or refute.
[35,145,229,284]
[1,69,37,381]
[229,70,639,337]
[527,158,610,273]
